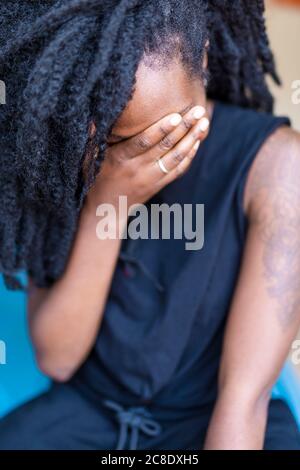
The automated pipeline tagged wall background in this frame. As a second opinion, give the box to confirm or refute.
[266,0,300,130]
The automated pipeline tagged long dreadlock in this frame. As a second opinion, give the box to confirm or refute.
[0,0,279,289]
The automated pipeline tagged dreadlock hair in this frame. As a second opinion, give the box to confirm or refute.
[0,0,279,290]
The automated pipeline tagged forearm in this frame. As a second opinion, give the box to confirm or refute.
[29,202,125,381]
[204,385,269,450]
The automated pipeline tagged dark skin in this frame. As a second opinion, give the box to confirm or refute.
[86,59,212,210]
[108,58,209,144]
[28,57,300,449]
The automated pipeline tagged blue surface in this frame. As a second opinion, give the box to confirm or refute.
[0,277,300,427]
[272,363,300,429]
[0,277,49,417]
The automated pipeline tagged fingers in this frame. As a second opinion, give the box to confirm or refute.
[145,105,206,162]
[114,112,183,160]
[160,140,201,187]
[151,112,209,179]
[105,103,210,198]
[160,117,208,173]
[176,142,201,176]
[112,104,206,160]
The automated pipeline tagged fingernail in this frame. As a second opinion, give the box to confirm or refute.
[170,114,182,126]
[199,117,210,132]
[193,106,206,120]
[193,140,201,151]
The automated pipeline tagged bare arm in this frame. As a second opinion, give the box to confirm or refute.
[204,127,300,449]
[27,105,209,382]
[28,205,124,382]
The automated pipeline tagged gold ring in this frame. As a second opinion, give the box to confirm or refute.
[157,157,169,175]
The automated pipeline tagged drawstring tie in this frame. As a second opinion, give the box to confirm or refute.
[103,399,162,450]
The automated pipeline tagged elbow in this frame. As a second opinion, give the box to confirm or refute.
[218,376,272,416]
[36,353,77,383]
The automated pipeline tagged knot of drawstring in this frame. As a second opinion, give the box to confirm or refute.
[103,399,162,450]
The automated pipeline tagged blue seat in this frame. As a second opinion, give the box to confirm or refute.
[272,362,300,429]
[0,278,300,429]
[0,277,49,417]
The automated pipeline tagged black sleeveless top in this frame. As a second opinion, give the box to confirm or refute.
[73,101,290,412]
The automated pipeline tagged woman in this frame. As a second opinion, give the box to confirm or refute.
[1,0,300,450]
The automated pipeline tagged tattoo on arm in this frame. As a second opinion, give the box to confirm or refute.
[247,129,300,329]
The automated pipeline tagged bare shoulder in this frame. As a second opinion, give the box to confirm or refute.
[244,126,300,221]
[244,126,300,329]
